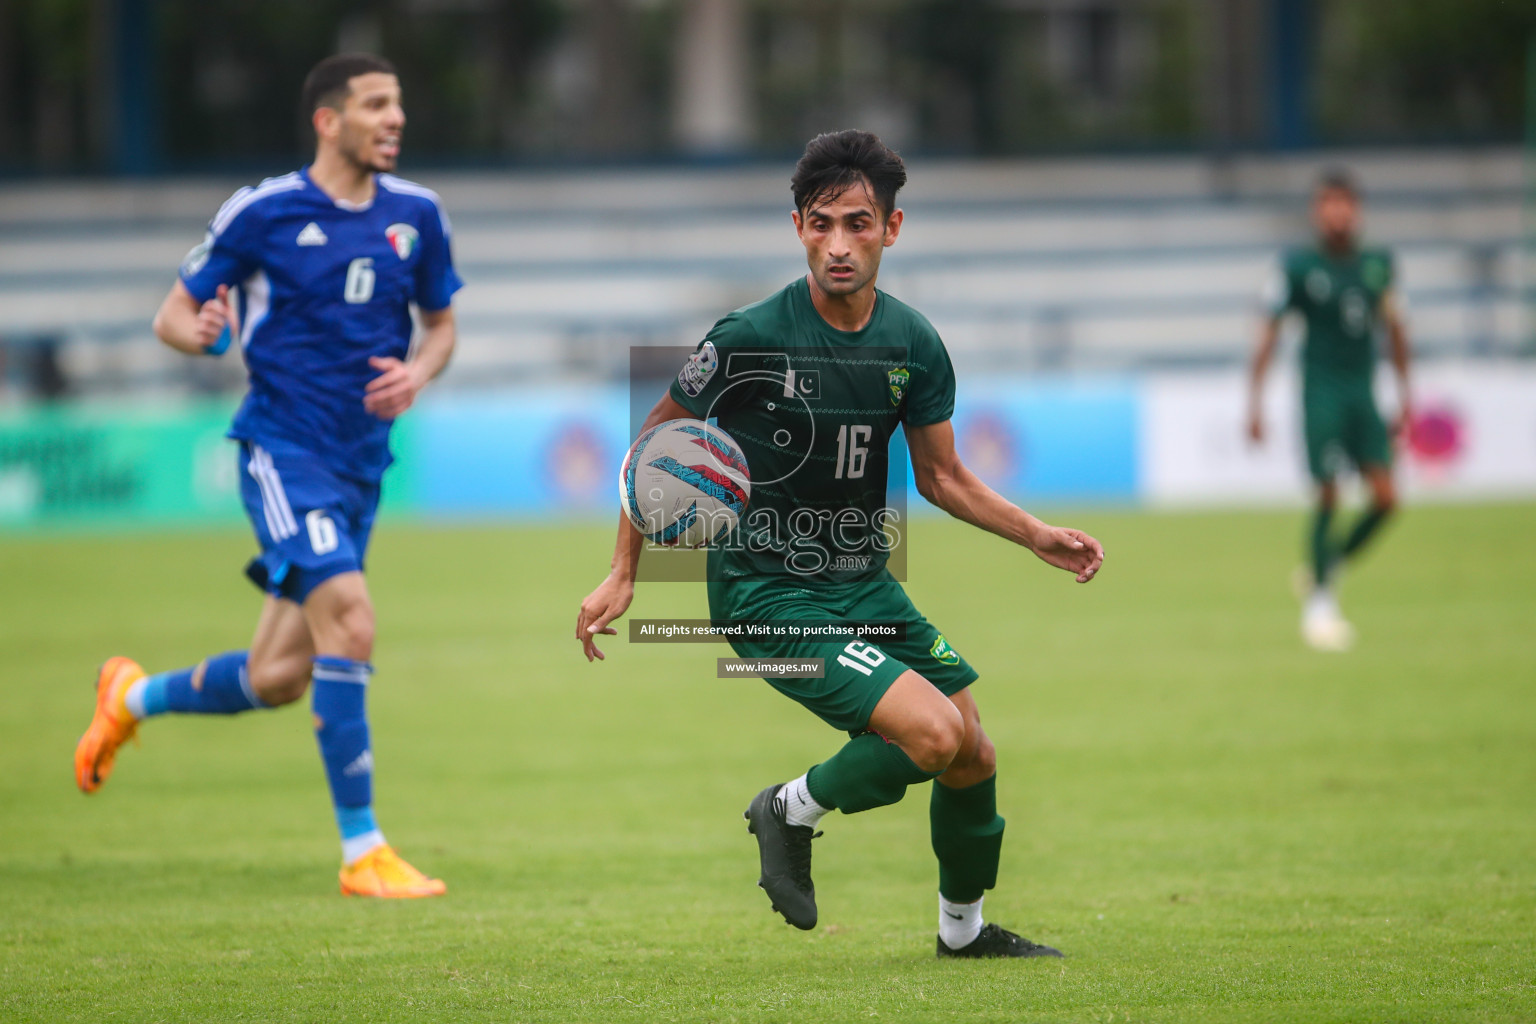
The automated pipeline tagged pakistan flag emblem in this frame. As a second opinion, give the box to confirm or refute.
[930,634,959,665]
[888,367,910,407]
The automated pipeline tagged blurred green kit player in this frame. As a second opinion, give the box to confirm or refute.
[1249,169,1411,651]
[577,130,1105,958]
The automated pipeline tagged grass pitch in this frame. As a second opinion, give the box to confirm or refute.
[1,504,1533,1023]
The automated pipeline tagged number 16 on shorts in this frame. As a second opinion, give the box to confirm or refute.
[836,640,887,676]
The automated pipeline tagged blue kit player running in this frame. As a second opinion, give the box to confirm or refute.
[74,54,461,898]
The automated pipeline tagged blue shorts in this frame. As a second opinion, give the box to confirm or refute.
[237,440,380,604]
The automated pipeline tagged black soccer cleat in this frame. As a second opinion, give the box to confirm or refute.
[936,923,1064,959]
[744,784,820,930]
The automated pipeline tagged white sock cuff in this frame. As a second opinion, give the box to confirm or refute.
[780,773,830,828]
[123,678,149,721]
[342,829,386,866]
[938,894,984,950]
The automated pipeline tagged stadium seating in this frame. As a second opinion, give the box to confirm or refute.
[0,148,1524,398]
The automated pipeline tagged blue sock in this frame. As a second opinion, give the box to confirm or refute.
[125,651,266,718]
[312,656,385,863]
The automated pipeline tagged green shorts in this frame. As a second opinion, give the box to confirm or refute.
[1303,385,1391,482]
[708,570,979,733]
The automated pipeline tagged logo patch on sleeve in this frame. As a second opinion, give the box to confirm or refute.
[386,223,419,260]
[930,634,960,665]
[1362,256,1389,290]
[180,231,214,276]
[677,341,719,397]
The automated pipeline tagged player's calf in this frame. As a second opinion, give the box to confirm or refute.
[74,651,278,793]
[747,730,944,929]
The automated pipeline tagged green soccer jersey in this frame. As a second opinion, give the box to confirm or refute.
[1270,245,1395,389]
[669,276,957,587]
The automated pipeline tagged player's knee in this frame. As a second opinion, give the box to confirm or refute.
[908,705,966,774]
[247,654,311,706]
[965,733,998,778]
[331,603,376,660]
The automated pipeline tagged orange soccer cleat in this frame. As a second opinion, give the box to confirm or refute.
[338,844,447,898]
[74,657,145,794]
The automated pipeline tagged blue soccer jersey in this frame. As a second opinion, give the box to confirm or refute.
[180,168,462,481]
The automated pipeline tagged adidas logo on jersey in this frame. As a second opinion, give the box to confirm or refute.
[296,222,329,246]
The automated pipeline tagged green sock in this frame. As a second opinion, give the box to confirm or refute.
[930,774,1006,903]
[1310,504,1336,584]
[1339,504,1391,560]
[806,732,940,814]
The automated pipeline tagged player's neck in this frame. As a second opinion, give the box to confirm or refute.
[308,151,378,207]
[1319,234,1356,259]
[805,273,878,333]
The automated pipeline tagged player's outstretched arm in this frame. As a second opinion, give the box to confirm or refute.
[152,280,238,355]
[364,306,456,420]
[1381,289,1412,435]
[907,419,1103,583]
[575,392,697,661]
[1248,315,1282,444]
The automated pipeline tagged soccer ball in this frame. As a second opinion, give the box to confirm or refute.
[619,418,750,546]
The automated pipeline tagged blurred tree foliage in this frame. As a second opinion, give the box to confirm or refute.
[0,0,1532,173]
[154,0,566,167]
[1316,0,1536,144]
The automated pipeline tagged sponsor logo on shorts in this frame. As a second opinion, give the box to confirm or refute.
[678,341,719,397]
[930,634,959,665]
[888,366,910,407]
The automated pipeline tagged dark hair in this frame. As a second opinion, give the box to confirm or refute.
[300,53,397,116]
[791,130,907,219]
[1316,166,1359,198]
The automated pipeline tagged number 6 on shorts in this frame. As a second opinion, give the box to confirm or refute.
[306,509,340,555]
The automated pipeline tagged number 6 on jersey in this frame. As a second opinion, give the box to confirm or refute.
[344,257,375,304]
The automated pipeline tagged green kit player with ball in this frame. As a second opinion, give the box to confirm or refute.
[576,130,1104,958]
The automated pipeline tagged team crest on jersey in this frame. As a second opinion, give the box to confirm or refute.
[930,634,960,665]
[677,341,719,397]
[887,367,910,407]
[386,223,418,260]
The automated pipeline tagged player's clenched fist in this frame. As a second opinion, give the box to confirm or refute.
[196,284,238,350]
